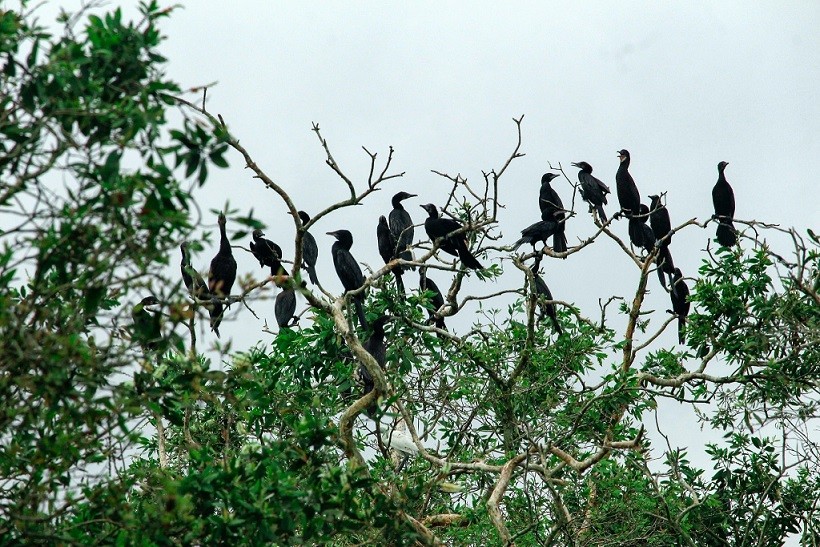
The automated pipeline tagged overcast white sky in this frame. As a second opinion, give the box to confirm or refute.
[42,1,820,532]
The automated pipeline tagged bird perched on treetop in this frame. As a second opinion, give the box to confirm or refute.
[377,215,405,295]
[249,229,286,280]
[712,161,737,247]
[208,213,236,336]
[297,211,320,286]
[389,191,416,267]
[420,203,484,270]
[615,149,641,218]
[572,161,610,223]
[327,229,368,329]
[539,173,567,253]
[648,195,675,288]
[512,219,561,251]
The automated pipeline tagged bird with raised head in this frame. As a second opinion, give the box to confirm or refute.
[615,149,641,218]
[327,229,368,328]
[389,191,416,266]
[208,213,237,336]
[712,161,737,246]
[420,203,483,270]
[539,173,567,253]
[572,161,610,223]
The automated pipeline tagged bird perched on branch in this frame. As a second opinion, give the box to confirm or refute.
[297,211,320,286]
[181,242,222,336]
[420,203,483,270]
[208,213,236,337]
[512,219,561,251]
[389,191,416,267]
[539,173,567,253]
[274,286,297,329]
[669,268,690,344]
[648,195,675,288]
[419,267,446,331]
[328,229,368,329]
[712,161,737,247]
[532,269,562,335]
[616,149,641,218]
[131,295,163,352]
[378,215,405,295]
[249,229,285,279]
[572,161,610,223]
[629,204,656,251]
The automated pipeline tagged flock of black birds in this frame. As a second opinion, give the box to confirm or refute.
[133,153,738,357]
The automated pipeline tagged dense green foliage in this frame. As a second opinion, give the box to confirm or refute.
[2,3,819,545]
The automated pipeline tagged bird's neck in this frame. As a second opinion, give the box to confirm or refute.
[392,199,404,210]
[219,225,230,253]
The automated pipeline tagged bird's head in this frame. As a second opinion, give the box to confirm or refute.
[648,194,661,206]
[393,191,417,203]
[571,161,592,172]
[252,228,265,240]
[639,203,650,216]
[139,295,160,310]
[326,229,353,244]
[297,210,311,224]
[180,241,189,253]
[218,213,227,226]
[617,149,630,162]
[541,173,560,184]
[378,215,389,227]
[420,203,438,217]
[718,161,729,172]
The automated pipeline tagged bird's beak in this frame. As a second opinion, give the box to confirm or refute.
[408,193,417,198]
[571,162,579,167]
[326,231,336,237]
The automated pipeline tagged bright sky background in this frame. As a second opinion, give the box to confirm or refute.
[39,2,820,538]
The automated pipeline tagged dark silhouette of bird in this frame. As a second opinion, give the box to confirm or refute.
[532,270,562,335]
[669,268,690,344]
[327,229,368,329]
[297,211,320,286]
[615,149,641,218]
[209,213,237,299]
[572,161,610,222]
[539,173,567,253]
[419,267,446,330]
[627,204,656,251]
[249,229,285,278]
[420,203,483,270]
[131,295,163,352]
[389,191,416,267]
[648,195,675,288]
[377,215,405,294]
[358,315,392,416]
[712,161,737,246]
[181,242,223,336]
[512,219,560,251]
[208,213,236,337]
[275,288,297,329]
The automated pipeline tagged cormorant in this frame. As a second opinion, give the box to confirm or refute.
[181,242,222,336]
[670,268,690,344]
[420,204,484,270]
[327,229,368,328]
[249,229,285,278]
[297,211,320,285]
[539,173,567,253]
[358,315,392,417]
[532,270,562,335]
[572,161,610,222]
[131,296,162,351]
[389,191,416,266]
[615,149,641,218]
[208,213,237,299]
[275,288,296,329]
[628,204,656,251]
[648,195,675,288]
[208,213,236,337]
[512,219,560,251]
[712,161,737,246]
[419,267,446,330]
[377,216,405,295]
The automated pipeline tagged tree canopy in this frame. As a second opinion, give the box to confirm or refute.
[1,3,819,545]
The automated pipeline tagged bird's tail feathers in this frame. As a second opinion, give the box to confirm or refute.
[716,222,737,246]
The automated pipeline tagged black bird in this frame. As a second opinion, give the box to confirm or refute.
[648,195,675,288]
[358,315,392,416]
[572,161,610,222]
[275,288,296,329]
[209,213,237,299]
[208,213,237,337]
[297,211,320,286]
[512,219,560,251]
[181,242,223,336]
[327,229,368,328]
[539,173,567,253]
[628,204,656,251]
[669,268,690,344]
[532,270,562,335]
[419,267,446,330]
[389,192,416,266]
[615,149,641,218]
[250,229,285,278]
[131,296,162,352]
[712,161,737,246]
[180,242,209,299]
[377,215,405,295]
[420,204,484,270]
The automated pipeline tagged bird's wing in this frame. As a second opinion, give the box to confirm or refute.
[335,250,365,289]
